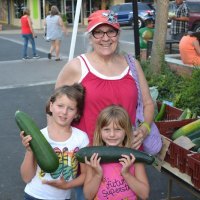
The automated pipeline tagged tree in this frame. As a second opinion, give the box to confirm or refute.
[150,0,169,73]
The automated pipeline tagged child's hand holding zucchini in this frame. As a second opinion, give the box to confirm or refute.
[20,131,32,152]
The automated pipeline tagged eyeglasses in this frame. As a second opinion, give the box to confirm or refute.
[92,29,119,39]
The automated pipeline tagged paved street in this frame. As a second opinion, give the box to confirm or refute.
[0,25,199,200]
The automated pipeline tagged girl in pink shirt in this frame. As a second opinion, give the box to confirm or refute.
[84,105,150,200]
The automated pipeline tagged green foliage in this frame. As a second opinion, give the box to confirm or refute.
[141,61,200,116]
[61,14,67,22]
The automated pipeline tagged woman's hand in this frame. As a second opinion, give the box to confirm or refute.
[119,153,135,176]
[131,126,149,149]
[20,131,32,151]
[85,153,103,178]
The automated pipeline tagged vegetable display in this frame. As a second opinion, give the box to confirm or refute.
[171,119,200,140]
[15,110,59,173]
[75,146,155,165]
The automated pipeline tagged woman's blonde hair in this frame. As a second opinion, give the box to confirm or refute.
[23,8,30,15]
[50,5,60,16]
[93,105,133,147]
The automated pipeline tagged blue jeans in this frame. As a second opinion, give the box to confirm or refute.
[22,34,37,58]
[24,192,70,200]
[24,193,41,200]
[74,186,85,200]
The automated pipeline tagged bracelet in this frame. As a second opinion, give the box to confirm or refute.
[139,122,151,134]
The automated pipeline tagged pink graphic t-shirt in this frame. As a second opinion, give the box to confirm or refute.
[94,163,137,200]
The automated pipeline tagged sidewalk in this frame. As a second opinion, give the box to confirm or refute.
[0,23,87,34]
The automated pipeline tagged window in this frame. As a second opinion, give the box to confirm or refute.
[14,0,27,19]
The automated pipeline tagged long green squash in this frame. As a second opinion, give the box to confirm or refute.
[155,102,166,122]
[15,110,59,173]
[178,108,191,120]
[171,119,200,140]
[75,146,155,165]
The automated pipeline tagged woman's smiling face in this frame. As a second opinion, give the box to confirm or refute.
[90,24,120,56]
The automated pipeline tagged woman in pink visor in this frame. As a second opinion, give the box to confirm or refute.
[53,10,161,199]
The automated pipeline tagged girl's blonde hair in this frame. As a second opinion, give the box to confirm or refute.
[46,83,85,123]
[93,105,133,147]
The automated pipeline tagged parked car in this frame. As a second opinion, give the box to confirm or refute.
[186,0,200,32]
[110,2,155,28]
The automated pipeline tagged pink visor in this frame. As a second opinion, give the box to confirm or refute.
[87,10,120,32]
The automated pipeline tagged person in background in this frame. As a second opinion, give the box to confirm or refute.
[84,105,150,200]
[169,0,189,41]
[20,8,40,60]
[139,18,154,49]
[179,31,200,66]
[20,83,89,200]
[44,5,67,61]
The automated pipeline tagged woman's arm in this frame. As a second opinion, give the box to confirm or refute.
[55,58,82,88]
[132,59,154,149]
[27,16,35,37]
[193,39,200,56]
[58,16,67,35]
[135,59,154,126]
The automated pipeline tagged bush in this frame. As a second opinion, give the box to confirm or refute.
[141,61,200,116]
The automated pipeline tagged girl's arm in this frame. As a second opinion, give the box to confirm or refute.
[193,40,200,56]
[20,132,37,183]
[83,153,103,200]
[42,162,87,189]
[55,58,82,88]
[120,154,149,200]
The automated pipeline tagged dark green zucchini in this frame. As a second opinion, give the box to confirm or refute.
[191,138,200,152]
[187,129,200,140]
[75,146,155,165]
[15,110,59,173]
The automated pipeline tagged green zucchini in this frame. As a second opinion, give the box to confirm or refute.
[187,129,200,140]
[191,138,200,152]
[192,112,197,119]
[171,119,200,140]
[178,108,191,120]
[75,146,155,165]
[15,110,59,173]
[155,102,166,122]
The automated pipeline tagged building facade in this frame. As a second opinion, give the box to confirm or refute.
[0,0,153,29]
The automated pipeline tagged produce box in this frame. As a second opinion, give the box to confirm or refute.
[187,153,200,190]
[155,102,197,173]
[155,101,196,135]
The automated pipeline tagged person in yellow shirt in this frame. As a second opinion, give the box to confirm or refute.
[139,18,154,49]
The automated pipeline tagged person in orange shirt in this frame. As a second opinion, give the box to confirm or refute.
[179,31,200,66]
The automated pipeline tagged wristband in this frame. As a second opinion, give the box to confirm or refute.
[139,122,151,134]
